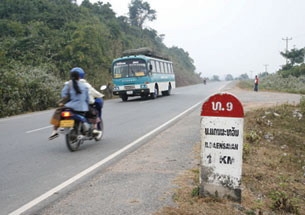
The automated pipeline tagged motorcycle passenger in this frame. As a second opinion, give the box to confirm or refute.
[49,70,89,140]
[71,67,104,131]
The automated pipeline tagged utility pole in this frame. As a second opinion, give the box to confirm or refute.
[282,37,292,64]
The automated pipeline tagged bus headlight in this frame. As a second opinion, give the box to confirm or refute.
[140,84,147,88]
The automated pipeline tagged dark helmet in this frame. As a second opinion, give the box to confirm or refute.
[70,67,85,79]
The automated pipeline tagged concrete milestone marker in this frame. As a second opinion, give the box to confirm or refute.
[200,92,244,202]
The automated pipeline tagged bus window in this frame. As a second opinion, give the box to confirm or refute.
[154,61,158,73]
[169,64,173,74]
[131,64,146,77]
[157,61,162,73]
[160,62,164,73]
[150,60,155,73]
[113,63,128,78]
[113,60,147,78]
[164,63,168,73]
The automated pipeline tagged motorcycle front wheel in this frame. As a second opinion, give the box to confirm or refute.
[66,122,82,151]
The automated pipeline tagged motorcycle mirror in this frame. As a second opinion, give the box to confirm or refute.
[100,85,107,91]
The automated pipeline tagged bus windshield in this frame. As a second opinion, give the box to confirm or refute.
[113,59,147,78]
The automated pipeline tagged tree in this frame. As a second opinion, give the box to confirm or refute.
[211,75,220,81]
[238,73,249,80]
[280,48,305,67]
[225,74,234,81]
[128,0,156,29]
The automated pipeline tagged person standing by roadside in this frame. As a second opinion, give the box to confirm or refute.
[254,75,259,92]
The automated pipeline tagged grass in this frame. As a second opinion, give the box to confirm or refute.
[155,102,305,215]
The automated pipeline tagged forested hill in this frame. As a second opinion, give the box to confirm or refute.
[0,0,201,117]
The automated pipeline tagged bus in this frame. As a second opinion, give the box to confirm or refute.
[111,48,176,101]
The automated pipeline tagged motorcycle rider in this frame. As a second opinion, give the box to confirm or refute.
[71,67,104,131]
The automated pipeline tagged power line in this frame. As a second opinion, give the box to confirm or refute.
[282,37,292,64]
[282,37,293,51]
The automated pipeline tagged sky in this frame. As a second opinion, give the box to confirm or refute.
[85,0,305,79]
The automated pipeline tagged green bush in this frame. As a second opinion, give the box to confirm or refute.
[0,63,62,117]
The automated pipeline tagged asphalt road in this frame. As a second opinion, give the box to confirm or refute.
[1,81,229,215]
[38,100,202,215]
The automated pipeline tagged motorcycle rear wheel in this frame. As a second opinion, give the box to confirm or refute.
[66,122,82,151]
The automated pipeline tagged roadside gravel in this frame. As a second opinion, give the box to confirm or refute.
[36,84,302,215]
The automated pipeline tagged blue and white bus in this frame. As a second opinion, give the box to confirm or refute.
[111,48,175,101]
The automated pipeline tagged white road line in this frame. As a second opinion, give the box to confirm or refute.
[26,126,53,134]
[9,102,201,215]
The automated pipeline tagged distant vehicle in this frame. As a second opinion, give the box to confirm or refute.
[203,78,207,85]
[110,47,176,101]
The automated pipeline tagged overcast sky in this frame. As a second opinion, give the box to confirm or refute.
[87,0,305,79]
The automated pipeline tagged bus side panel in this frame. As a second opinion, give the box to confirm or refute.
[147,73,176,94]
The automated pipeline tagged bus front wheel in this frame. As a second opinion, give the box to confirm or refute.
[151,86,158,99]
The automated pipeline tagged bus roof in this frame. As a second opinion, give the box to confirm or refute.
[112,54,172,64]
[119,47,170,61]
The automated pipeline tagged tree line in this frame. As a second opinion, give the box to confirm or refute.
[0,0,201,117]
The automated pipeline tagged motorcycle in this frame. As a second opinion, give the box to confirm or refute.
[203,78,207,85]
[58,85,107,152]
